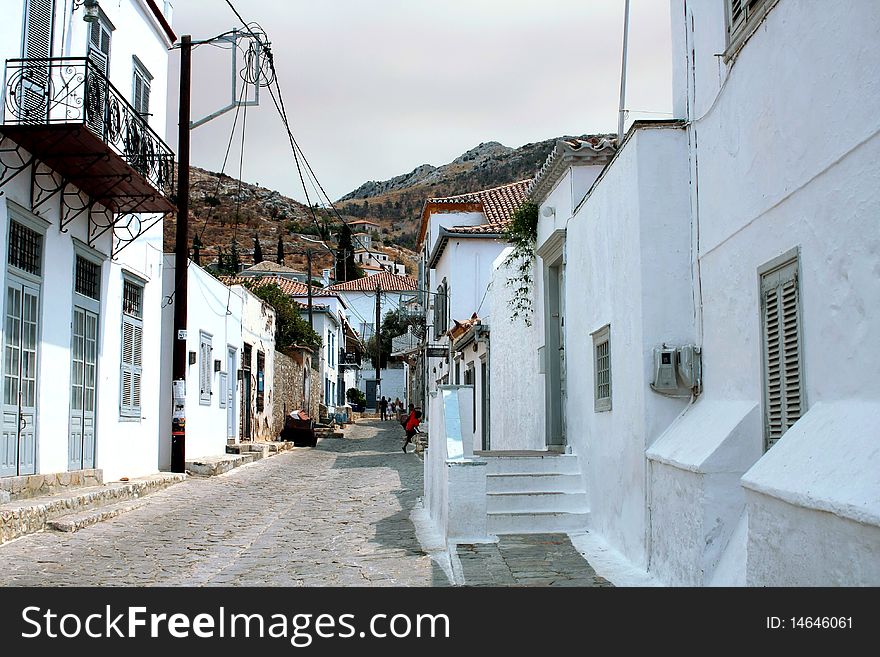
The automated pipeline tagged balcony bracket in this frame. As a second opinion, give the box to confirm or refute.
[0,137,36,192]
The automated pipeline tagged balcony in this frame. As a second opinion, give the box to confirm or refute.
[1,57,175,220]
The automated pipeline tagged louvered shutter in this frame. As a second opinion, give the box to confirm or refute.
[761,259,803,449]
[24,0,54,60]
[120,316,142,416]
[199,335,212,404]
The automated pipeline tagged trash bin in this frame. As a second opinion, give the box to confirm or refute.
[280,410,316,447]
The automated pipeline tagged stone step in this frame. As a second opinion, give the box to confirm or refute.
[487,511,590,535]
[483,453,580,476]
[185,454,247,476]
[486,472,583,494]
[0,473,185,545]
[47,497,152,533]
[486,491,589,514]
[0,469,103,503]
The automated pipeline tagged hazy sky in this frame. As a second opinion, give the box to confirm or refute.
[167,0,673,202]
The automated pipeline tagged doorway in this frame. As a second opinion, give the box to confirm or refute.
[544,261,566,447]
[68,306,98,470]
[1,279,39,476]
[226,346,237,441]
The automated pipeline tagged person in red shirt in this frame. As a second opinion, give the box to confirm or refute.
[403,407,422,453]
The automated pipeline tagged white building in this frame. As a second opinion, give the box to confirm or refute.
[419,180,530,448]
[468,0,880,585]
[353,248,406,276]
[327,271,418,407]
[160,259,242,465]
[0,0,175,481]
[231,284,276,442]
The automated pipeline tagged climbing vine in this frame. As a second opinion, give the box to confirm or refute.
[503,201,539,326]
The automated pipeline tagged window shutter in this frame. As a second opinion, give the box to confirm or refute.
[131,322,142,410]
[120,316,142,416]
[761,260,802,448]
[199,335,212,404]
[24,0,54,60]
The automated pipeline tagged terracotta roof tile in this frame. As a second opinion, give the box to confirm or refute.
[327,271,417,292]
[222,275,335,297]
[241,261,305,274]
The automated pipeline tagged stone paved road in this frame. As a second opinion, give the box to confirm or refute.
[0,420,449,587]
[455,534,612,587]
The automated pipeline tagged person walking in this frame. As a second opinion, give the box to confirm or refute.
[403,408,422,453]
[379,396,388,421]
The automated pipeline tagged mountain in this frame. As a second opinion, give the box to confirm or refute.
[335,136,586,249]
[168,135,584,277]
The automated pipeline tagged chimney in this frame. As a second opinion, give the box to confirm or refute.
[322,268,331,287]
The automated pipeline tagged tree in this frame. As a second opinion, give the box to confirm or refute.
[253,235,264,264]
[334,223,363,282]
[247,282,321,353]
[365,309,424,370]
[229,240,241,274]
[276,235,284,264]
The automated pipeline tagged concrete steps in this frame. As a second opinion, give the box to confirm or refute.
[0,473,185,544]
[482,452,589,536]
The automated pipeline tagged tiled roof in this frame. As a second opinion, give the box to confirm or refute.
[241,261,305,274]
[327,271,418,292]
[528,134,617,203]
[447,313,481,342]
[222,275,335,297]
[418,179,531,247]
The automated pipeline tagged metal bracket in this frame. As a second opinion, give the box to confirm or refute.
[190,29,264,130]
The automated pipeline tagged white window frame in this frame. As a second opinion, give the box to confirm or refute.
[119,274,144,418]
[199,331,213,406]
[592,324,611,412]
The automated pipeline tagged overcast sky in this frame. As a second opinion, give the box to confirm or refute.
[167,0,673,202]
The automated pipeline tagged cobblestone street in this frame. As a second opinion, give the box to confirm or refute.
[0,420,446,587]
[0,420,608,587]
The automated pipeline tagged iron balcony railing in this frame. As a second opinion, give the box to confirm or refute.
[3,57,174,196]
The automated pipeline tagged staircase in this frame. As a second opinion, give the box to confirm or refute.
[482,452,589,535]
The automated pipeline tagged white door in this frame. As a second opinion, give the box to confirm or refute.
[558,265,567,441]
[1,281,39,476]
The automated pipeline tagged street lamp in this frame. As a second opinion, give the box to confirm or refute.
[77,0,101,23]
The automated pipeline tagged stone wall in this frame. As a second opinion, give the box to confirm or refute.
[273,349,322,436]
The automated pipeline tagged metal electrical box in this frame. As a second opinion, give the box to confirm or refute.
[651,344,702,396]
[652,346,678,392]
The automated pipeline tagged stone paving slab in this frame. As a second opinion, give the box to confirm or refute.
[455,534,613,587]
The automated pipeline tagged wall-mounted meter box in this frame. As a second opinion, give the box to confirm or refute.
[678,345,702,392]
[652,346,678,392]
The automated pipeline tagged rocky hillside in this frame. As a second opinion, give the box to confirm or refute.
[335,136,588,249]
[167,135,586,276]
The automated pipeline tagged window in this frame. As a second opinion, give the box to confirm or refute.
[23,0,54,60]
[433,280,448,340]
[727,0,772,49]
[593,325,611,412]
[8,221,42,275]
[132,58,152,118]
[760,256,803,449]
[199,332,213,405]
[256,350,265,412]
[75,255,100,300]
[120,277,144,417]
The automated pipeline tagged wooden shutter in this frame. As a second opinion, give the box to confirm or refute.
[24,0,54,60]
[120,316,142,416]
[761,259,803,448]
[133,64,151,117]
[199,335,212,404]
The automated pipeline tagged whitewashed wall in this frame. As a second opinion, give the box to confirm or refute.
[487,248,544,452]
[536,127,693,567]
[666,0,880,583]
[160,259,241,467]
[236,285,275,441]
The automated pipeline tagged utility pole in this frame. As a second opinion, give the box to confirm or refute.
[375,283,382,400]
[171,34,192,474]
[306,248,314,329]
[617,0,631,146]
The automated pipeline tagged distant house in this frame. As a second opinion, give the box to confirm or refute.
[417,179,531,449]
[237,260,308,284]
[354,248,406,276]
[327,272,418,407]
